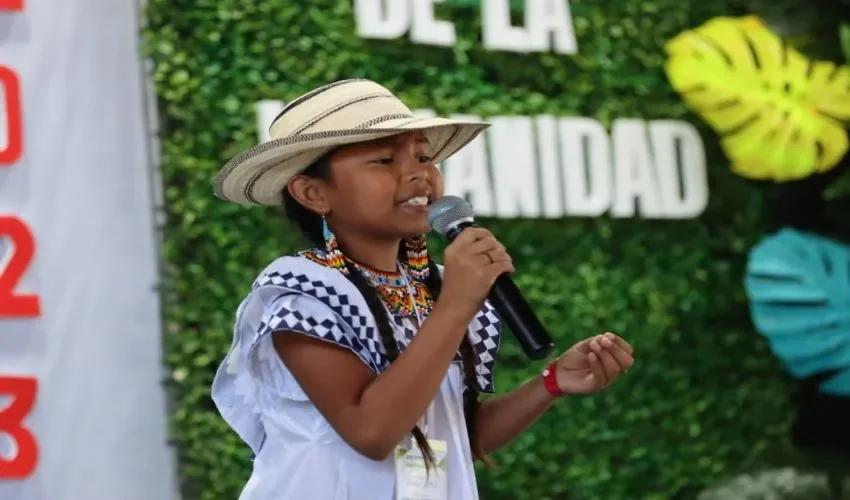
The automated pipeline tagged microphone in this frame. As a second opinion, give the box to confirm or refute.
[428,195,555,361]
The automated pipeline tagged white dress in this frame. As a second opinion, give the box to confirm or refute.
[211,254,503,500]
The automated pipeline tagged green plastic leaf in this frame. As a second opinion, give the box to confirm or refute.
[664,16,850,182]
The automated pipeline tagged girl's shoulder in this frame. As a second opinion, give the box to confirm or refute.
[250,249,356,293]
[244,250,386,372]
[248,249,376,336]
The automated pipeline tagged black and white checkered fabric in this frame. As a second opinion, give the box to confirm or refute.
[253,268,386,373]
[252,256,502,392]
[468,301,501,393]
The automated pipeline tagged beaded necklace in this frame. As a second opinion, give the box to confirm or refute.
[299,249,433,318]
[348,259,431,320]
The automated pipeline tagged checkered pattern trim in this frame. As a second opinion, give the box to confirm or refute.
[468,301,501,393]
[254,270,386,373]
[391,304,502,393]
[253,262,502,391]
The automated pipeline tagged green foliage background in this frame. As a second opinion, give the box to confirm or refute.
[142,0,849,498]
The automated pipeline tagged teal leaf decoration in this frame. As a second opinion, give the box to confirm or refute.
[745,228,850,396]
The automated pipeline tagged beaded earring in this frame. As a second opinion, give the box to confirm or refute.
[404,234,430,281]
[322,213,347,274]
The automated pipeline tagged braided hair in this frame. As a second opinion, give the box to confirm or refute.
[281,155,486,468]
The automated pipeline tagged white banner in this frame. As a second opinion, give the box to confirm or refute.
[0,1,176,499]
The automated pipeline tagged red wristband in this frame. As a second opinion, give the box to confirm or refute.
[542,359,566,398]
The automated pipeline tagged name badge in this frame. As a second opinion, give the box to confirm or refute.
[394,439,448,500]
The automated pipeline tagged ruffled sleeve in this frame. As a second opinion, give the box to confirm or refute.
[211,256,386,454]
[249,256,390,371]
[253,286,383,373]
[248,292,371,402]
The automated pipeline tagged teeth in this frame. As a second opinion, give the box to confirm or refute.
[405,196,429,206]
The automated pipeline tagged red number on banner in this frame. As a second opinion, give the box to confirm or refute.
[0,216,41,317]
[0,0,22,11]
[0,0,37,483]
[0,66,22,165]
[0,376,38,479]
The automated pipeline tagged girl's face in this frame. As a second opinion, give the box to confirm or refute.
[290,132,444,243]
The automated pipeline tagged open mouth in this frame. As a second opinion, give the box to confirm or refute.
[401,195,431,207]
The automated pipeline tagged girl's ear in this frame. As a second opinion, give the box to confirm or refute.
[287,175,330,215]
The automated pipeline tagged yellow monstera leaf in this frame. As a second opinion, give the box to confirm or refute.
[664,16,850,182]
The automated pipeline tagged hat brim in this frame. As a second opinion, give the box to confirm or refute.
[214,116,490,206]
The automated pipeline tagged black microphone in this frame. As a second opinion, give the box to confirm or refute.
[428,195,555,361]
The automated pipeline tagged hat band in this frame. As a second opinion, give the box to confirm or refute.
[287,93,397,136]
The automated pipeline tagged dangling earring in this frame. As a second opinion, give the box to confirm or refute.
[404,234,430,281]
[322,212,347,274]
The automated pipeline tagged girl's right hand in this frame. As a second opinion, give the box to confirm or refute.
[439,227,514,314]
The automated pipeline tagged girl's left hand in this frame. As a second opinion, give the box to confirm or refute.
[554,332,634,395]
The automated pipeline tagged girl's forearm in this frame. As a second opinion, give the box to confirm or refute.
[475,374,557,454]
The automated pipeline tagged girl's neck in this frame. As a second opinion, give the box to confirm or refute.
[335,236,401,274]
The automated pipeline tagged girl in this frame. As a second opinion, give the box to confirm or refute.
[211,79,634,500]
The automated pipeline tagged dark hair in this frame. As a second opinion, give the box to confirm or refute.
[281,155,487,468]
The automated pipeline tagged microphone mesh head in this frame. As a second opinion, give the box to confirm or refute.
[428,195,475,235]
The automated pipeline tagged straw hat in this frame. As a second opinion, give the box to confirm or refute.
[214,79,491,206]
